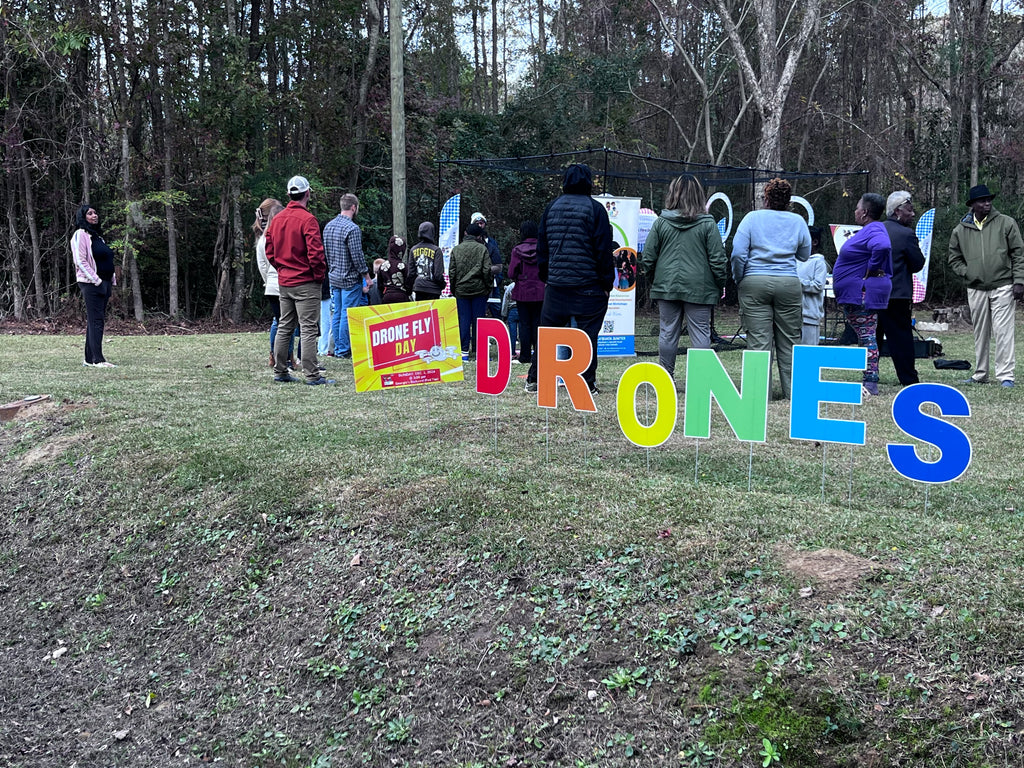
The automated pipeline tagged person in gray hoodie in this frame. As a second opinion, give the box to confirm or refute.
[640,175,727,377]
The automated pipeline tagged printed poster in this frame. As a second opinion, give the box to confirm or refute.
[830,224,861,256]
[348,299,463,392]
[595,195,641,357]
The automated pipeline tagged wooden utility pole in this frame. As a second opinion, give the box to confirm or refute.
[390,0,407,239]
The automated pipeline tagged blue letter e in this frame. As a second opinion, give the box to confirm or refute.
[887,384,972,484]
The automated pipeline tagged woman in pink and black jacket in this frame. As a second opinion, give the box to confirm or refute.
[71,204,118,367]
[507,220,545,365]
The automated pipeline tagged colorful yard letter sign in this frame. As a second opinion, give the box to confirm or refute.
[789,345,869,445]
[475,318,512,396]
[683,349,770,442]
[594,195,641,357]
[617,363,677,448]
[535,326,596,413]
[887,383,972,483]
[348,300,463,391]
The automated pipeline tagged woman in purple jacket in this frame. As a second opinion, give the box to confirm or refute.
[507,221,544,365]
[833,193,893,396]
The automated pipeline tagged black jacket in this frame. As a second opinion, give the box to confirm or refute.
[537,164,615,292]
[883,217,925,301]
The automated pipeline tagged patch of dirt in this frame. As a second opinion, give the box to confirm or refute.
[778,548,876,589]
[782,547,881,587]
[19,433,84,469]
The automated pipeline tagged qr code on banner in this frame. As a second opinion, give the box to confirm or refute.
[603,320,615,333]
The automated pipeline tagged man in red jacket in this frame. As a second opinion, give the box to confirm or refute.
[266,176,333,385]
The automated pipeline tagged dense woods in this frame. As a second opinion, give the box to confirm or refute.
[3,0,1024,321]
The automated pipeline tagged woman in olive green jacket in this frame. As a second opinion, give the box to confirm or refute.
[640,175,728,376]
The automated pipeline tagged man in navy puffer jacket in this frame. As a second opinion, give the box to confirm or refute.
[525,164,615,393]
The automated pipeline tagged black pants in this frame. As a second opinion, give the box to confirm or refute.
[516,300,544,365]
[80,280,111,364]
[526,286,609,388]
[877,298,919,385]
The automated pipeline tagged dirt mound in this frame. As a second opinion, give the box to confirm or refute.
[783,548,880,586]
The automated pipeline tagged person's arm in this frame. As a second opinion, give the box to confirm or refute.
[905,229,926,274]
[801,257,826,294]
[305,218,327,281]
[705,222,728,290]
[256,236,270,283]
[794,222,811,263]
[866,226,892,276]
[1005,219,1024,296]
[72,230,102,285]
[730,216,751,285]
[639,221,660,277]
[948,226,967,278]
[537,205,551,283]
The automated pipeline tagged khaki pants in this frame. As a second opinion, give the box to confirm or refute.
[276,281,322,382]
[967,284,1016,383]
[738,274,802,398]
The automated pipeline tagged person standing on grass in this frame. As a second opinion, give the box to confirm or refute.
[730,177,811,399]
[410,221,446,301]
[254,198,299,369]
[507,220,545,366]
[833,192,893,397]
[325,193,371,358]
[71,204,118,368]
[640,174,727,378]
[379,236,416,303]
[470,212,504,318]
[265,175,333,385]
[449,222,495,358]
[948,183,1024,388]
[796,225,829,346]
[525,164,615,395]
[879,191,926,385]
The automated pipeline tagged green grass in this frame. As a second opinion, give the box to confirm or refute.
[1,311,1023,766]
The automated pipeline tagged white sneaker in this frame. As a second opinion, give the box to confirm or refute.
[94,361,117,368]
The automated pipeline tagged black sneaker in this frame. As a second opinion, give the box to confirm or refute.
[589,384,600,396]
[524,381,537,393]
[274,374,299,383]
[305,377,336,386]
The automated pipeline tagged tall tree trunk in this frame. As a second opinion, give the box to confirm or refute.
[165,139,180,317]
[390,0,407,239]
[210,190,232,322]
[230,176,246,323]
[491,0,499,113]
[19,155,45,315]
[537,0,545,74]
[5,175,26,321]
[121,126,144,321]
[350,0,383,191]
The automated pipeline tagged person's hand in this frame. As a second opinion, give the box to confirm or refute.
[1013,283,1024,300]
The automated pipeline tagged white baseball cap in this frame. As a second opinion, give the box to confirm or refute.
[287,176,311,195]
[470,211,486,224]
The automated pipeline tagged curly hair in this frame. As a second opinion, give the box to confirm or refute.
[763,178,792,211]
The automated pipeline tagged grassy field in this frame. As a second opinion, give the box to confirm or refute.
[1,309,1023,767]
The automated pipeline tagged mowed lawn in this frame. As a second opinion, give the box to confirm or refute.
[1,310,1022,767]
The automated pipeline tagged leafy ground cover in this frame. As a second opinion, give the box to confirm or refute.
[1,309,1023,767]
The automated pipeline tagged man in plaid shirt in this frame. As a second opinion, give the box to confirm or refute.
[325,193,372,358]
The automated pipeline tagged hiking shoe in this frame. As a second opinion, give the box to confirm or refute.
[274,374,299,383]
[304,377,336,386]
[1002,380,1015,388]
[524,381,538,393]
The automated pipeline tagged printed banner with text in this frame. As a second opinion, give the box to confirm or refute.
[348,300,463,392]
[594,195,641,356]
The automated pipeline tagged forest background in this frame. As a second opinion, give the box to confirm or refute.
[3,0,1024,324]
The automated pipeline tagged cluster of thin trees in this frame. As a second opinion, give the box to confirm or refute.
[2,0,1023,322]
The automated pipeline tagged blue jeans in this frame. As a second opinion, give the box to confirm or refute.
[507,306,519,353]
[317,297,332,356]
[456,295,489,353]
[332,284,368,356]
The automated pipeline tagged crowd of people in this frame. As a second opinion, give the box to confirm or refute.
[71,168,1023,394]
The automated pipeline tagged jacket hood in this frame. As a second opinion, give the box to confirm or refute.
[562,164,593,195]
[960,208,1001,229]
[515,238,539,263]
[659,210,715,230]
[417,221,435,242]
